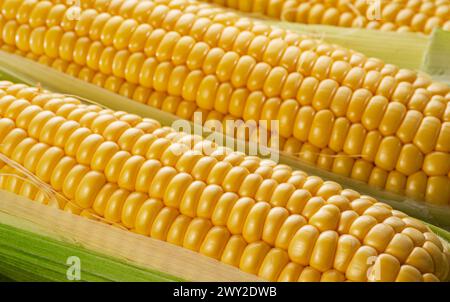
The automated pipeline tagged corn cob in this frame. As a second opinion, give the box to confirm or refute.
[200,0,450,34]
[1,0,440,79]
[49,0,386,71]
[0,80,449,282]
[0,0,449,206]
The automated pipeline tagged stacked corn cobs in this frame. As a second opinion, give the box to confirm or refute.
[0,0,449,282]
[0,81,449,282]
[200,0,450,34]
[0,0,449,205]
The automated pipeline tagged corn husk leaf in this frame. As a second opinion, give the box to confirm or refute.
[0,222,181,282]
[0,190,262,282]
[422,29,450,85]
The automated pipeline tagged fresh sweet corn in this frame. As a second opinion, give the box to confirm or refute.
[0,80,449,282]
[0,0,449,205]
[200,0,450,34]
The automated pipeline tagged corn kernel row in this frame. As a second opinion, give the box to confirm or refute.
[44,0,450,82]
[0,0,449,205]
[0,81,449,282]
[1,0,448,107]
[63,0,371,67]
[0,82,338,193]
[200,0,450,34]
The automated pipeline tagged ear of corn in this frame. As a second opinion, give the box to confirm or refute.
[0,80,449,282]
[0,0,448,207]
[200,0,450,34]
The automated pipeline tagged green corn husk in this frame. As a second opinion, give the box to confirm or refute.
[0,223,182,282]
[422,29,450,84]
[427,223,450,244]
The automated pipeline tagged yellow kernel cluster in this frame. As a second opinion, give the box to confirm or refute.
[0,81,449,282]
[201,0,450,34]
[0,0,449,205]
